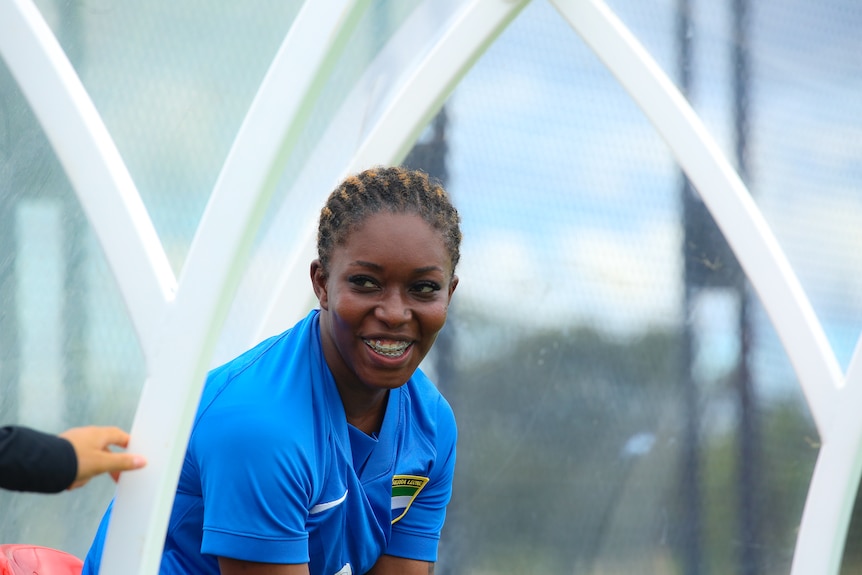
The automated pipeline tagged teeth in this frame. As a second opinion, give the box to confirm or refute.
[365,339,410,357]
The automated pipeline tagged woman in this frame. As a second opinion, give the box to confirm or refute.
[84,166,461,575]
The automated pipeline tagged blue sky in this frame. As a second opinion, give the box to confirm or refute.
[442,0,862,363]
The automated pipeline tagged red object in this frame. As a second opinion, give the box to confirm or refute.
[0,544,83,575]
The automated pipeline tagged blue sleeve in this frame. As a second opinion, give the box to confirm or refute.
[193,378,316,564]
[386,396,457,561]
[81,500,113,575]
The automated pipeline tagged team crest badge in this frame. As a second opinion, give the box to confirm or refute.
[391,475,429,523]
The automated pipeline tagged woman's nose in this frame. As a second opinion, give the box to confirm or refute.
[375,290,410,325]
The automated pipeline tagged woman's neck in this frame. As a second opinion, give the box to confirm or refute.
[338,384,389,436]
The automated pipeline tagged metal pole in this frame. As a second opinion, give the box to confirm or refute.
[732,0,760,573]
[678,0,703,572]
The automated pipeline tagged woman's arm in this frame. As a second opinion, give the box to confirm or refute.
[365,555,434,575]
[218,557,309,575]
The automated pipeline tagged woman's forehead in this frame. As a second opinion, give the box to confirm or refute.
[334,213,451,268]
[344,212,435,240]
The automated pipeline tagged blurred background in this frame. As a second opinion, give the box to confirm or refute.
[2,0,861,573]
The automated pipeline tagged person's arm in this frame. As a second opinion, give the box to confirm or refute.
[59,425,146,489]
[0,425,78,493]
[217,557,309,575]
[0,425,145,493]
[365,555,434,575]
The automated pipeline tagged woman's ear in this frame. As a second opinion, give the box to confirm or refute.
[310,260,329,310]
[447,275,459,302]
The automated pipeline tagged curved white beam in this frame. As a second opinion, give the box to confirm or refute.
[99,1,371,573]
[253,0,531,342]
[551,0,851,572]
[0,0,176,363]
[791,339,862,574]
[347,0,530,171]
[551,0,842,438]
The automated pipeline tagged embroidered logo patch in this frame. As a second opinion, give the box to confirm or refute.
[391,475,429,524]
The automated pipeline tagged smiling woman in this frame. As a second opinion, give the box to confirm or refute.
[81,166,461,575]
[312,168,461,434]
[313,211,458,430]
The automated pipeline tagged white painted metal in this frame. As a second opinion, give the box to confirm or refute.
[251,0,531,344]
[551,0,851,572]
[0,0,176,365]
[96,1,370,573]
[791,341,862,574]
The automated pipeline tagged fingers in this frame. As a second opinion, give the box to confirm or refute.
[75,444,147,486]
[93,426,131,449]
[59,425,147,488]
[96,451,147,482]
[60,425,129,449]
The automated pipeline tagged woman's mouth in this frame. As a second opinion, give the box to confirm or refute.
[364,339,413,358]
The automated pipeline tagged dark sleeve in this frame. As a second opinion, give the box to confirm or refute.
[0,425,78,493]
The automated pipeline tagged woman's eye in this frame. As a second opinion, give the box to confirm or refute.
[349,276,377,289]
[414,282,441,294]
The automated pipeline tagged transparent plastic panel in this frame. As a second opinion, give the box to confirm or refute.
[0,57,145,556]
[750,0,862,372]
[437,1,819,573]
[31,0,305,274]
[606,0,862,373]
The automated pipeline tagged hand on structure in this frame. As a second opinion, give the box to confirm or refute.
[59,426,147,489]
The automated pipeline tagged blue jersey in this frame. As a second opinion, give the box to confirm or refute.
[83,309,457,575]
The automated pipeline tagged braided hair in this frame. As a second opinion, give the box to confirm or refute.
[317,166,462,277]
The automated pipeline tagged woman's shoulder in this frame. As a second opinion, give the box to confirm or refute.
[208,309,321,384]
[201,312,322,408]
[191,314,324,447]
[405,369,448,402]
[403,370,456,433]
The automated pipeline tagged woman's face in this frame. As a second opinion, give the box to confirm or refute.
[312,212,458,394]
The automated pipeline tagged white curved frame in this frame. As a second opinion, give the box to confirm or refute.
[549,2,860,573]
[0,0,176,365]
[0,0,858,573]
